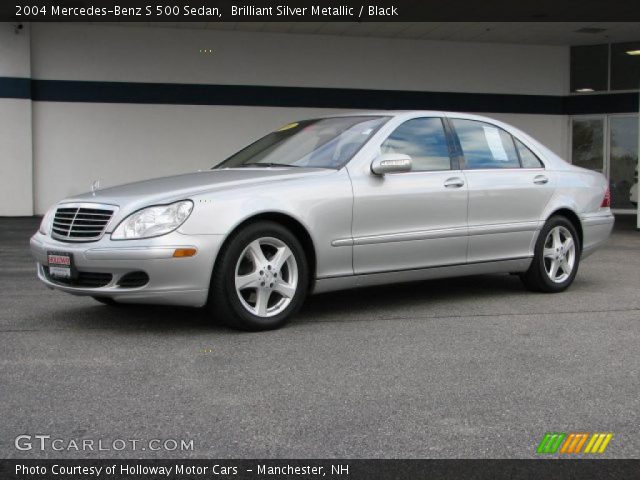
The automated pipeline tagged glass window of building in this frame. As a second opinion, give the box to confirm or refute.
[570,45,609,92]
[610,42,640,91]
[609,116,639,209]
[571,118,605,173]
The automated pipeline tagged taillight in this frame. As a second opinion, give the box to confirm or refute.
[600,186,611,208]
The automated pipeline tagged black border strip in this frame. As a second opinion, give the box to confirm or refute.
[1,77,638,115]
[2,459,640,480]
[4,0,640,21]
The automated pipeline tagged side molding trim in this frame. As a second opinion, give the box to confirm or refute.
[331,221,539,247]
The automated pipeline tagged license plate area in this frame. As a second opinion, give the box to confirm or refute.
[47,251,77,279]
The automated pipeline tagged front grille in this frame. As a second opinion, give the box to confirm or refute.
[117,271,150,288]
[43,267,113,288]
[52,206,114,242]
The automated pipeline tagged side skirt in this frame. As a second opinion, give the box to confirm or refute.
[312,257,532,294]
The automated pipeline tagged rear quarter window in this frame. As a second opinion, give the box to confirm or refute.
[515,138,545,168]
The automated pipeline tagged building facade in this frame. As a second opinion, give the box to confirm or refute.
[0,22,638,223]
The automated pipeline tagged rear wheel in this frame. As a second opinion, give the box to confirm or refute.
[521,215,581,293]
[208,221,309,331]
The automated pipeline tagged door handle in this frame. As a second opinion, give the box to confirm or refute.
[444,177,465,188]
[533,175,549,185]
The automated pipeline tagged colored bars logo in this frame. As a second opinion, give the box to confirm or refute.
[537,433,613,454]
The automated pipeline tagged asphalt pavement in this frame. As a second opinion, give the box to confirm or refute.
[0,216,638,458]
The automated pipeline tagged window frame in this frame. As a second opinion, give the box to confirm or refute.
[377,116,458,173]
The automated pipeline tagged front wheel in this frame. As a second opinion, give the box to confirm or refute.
[208,221,309,331]
[520,216,581,293]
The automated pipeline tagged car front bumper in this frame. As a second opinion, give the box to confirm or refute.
[30,231,225,307]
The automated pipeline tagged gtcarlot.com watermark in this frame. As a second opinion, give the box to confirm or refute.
[15,434,194,452]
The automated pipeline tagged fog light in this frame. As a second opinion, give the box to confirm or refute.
[173,248,197,258]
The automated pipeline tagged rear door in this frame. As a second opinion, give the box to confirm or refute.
[448,117,555,262]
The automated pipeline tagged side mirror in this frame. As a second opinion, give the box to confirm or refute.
[371,153,412,175]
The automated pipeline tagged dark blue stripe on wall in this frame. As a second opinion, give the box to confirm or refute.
[1,78,638,115]
[29,79,564,114]
[563,92,640,115]
[0,77,31,99]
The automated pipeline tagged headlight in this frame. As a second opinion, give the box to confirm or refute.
[111,200,193,240]
[38,206,56,235]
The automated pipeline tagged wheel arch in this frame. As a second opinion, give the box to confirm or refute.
[212,211,317,290]
[546,208,583,249]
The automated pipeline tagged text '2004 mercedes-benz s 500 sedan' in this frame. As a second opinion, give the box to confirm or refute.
[31,112,614,330]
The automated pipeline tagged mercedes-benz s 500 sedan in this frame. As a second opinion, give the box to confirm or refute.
[31,111,614,330]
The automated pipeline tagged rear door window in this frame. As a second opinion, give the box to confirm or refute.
[451,119,520,169]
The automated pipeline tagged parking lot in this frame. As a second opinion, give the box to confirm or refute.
[0,216,638,458]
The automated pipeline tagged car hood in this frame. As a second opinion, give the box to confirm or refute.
[61,168,331,208]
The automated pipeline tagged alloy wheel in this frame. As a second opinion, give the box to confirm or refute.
[543,226,576,283]
[234,237,298,317]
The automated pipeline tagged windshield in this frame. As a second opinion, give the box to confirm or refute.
[214,116,389,170]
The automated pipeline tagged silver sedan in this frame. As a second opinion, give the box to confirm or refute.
[31,111,614,330]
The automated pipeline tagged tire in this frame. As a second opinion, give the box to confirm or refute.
[207,221,309,331]
[92,296,118,306]
[520,215,581,293]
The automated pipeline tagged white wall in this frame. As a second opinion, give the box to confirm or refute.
[31,23,568,95]
[0,23,33,215]
[32,104,570,213]
[488,113,569,159]
[4,23,571,214]
[32,103,350,211]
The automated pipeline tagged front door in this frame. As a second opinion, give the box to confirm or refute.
[349,117,469,275]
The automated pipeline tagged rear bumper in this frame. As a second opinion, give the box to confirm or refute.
[30,231,225,306]
[580,211,615,259]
